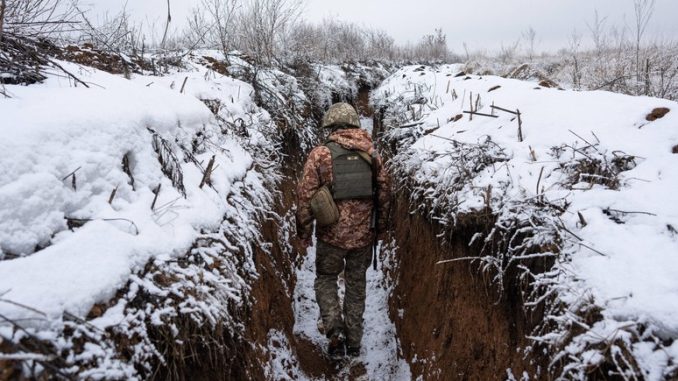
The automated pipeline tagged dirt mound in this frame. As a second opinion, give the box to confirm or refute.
[646,107,670,121]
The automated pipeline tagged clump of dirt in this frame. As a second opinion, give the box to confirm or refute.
[449,114,463,122]
[0,340,21,381]
[389,195,543,379]
[59,44,133,75]
[646,107,670,121]
[672,145,678,154]
[200,56,229,76]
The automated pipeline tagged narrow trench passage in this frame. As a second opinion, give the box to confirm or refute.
[272,87,411,380]
[259,86,539,381]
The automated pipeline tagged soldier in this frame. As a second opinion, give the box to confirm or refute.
[295,102,391,358]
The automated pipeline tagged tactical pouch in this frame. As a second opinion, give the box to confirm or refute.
[310,185,339,226]
[326,142,373,200]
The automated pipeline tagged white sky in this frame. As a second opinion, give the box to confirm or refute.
[89,0,678,53]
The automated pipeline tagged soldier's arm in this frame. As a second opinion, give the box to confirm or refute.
[375,153,391,233]
[295,147,324,240]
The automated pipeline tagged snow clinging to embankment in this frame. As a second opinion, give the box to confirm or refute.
[373,65,678,380]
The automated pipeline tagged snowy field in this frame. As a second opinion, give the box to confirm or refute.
[374,65,678,380]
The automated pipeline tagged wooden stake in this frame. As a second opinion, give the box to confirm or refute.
[490,105,518,115]
[536,166,544,197]
[517,109,524,142]
[62,167,82,191]
[108,186,118,205]
[199,155,216,189]
[180,76,188,93]
[469,92,473,121]
[151,184,162,211]
[463,111,498,118]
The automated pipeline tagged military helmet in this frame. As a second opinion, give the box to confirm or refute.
[322,102,361,129]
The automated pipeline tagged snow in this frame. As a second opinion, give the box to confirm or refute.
[373,64,678,378]
[0,60,265,323]
[264,330,306,381]
[292,238,411,380]
[0,53,293,378]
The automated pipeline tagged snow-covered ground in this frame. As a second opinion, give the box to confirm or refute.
[373,65,678,380]
[290,238,412,380]
[0,54,288,378]
[0,59,264,320]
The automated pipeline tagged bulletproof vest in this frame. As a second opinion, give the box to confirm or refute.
[326,142,373,200]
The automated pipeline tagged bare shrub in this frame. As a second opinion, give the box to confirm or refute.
[236,0,303,67]
[201,0,240,60]
[1,0,79,38]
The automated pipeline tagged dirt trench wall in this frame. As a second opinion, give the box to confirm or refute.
[389,195,541,380]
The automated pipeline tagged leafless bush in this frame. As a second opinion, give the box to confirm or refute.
[1,0,79,38]
[74,6,144,56]
[461,4,678,101]
[236,0,303,67]
[200,0,240,60]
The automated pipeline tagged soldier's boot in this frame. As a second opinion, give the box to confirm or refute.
[327,328,346,358]
[346,346,361,357]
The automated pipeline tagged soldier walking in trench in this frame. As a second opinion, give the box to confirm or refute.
[295,102,391,358]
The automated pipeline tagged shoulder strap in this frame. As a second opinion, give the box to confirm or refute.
[325,141,372,166]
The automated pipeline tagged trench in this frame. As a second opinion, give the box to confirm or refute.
[231,86,543,380]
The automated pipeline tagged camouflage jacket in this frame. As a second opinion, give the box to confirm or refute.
[296,128,391,250]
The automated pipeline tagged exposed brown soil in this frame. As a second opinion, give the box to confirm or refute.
[59,44,132,75]
[389,195,543,380]
[646,107,670,121]
[225,160,345,380]
[672,145,678,154]
[199,56,229,76]
[356,87,374,118]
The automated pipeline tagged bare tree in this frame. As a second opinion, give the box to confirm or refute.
[633,0,655,82]
[160,0,172,50]
[416,28,448,62]
[569,29,583,89]
[498,38,520,64]
[1,0,6,41]
[2,0,79,38]
[522,26,537,60]
[237,0,303,66]
[201,0,240,60]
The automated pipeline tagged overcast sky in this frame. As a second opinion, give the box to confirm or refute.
[89,0,678,53]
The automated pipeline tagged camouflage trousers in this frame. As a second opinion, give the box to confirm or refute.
[314,240,372,349]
